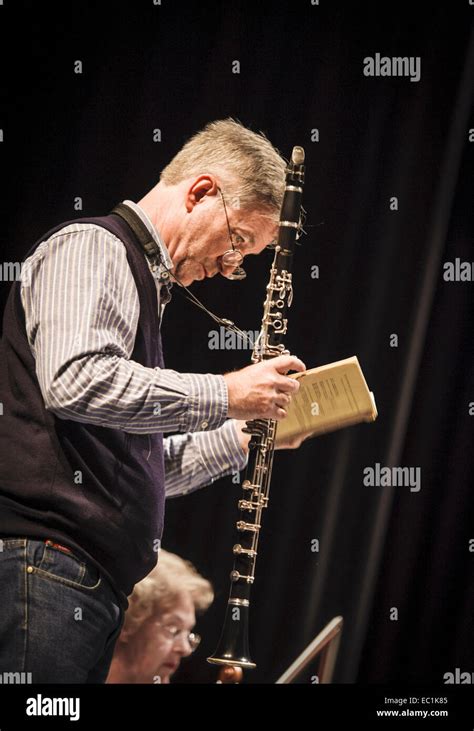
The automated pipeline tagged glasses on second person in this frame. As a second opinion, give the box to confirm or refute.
[155,621,201,652]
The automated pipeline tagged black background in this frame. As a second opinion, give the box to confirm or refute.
[1,0,473,687]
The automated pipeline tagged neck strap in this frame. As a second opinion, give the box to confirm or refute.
[110,203,162,263]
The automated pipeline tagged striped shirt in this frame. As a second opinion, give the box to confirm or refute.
[19,200,248,498]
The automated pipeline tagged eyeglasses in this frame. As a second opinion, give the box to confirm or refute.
[216,187,247,281]
[155,622,201,652]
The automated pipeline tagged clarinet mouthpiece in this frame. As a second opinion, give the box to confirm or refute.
[291,146,305,165]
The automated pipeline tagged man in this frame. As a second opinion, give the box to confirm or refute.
[0,118,305,682]
[107,549,213,684]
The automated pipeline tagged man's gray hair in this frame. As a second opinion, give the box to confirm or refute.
[160,118,286,221]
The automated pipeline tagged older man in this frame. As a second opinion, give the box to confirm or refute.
[0,118,305,683]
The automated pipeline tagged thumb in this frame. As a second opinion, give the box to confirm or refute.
[272,354,306,375]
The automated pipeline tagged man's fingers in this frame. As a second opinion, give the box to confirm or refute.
[274,374,301,393]
[272,355,306,375]
[275,392,291,408]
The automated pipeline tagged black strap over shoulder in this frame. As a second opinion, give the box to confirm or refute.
[110,203,162,264]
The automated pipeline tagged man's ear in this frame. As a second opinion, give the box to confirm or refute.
[185,175,219,211]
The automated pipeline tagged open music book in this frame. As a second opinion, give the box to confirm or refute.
[275,356,377,446]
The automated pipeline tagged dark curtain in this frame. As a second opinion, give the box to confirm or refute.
[1,1,473,684]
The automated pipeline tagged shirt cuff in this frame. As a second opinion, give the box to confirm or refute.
[197,419,249,482]
[181,372,228,433]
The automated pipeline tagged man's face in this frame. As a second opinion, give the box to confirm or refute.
[170,183,279,286]
[130,591,197,684]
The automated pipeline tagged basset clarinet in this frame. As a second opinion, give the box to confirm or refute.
[208,145,306,669]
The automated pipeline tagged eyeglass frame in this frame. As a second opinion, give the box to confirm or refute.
[154,621,201,652]
[216,186,247,279]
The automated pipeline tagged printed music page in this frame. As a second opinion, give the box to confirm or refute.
[275,356,377,446]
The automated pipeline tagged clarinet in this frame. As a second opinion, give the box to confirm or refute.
[208,146,306,669]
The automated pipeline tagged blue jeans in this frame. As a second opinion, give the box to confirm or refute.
[0,537,125,683]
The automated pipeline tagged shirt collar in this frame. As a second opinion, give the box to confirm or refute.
[122,199,174,273]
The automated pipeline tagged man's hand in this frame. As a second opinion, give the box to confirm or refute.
[224,354,306,422]
[234,419,311,454]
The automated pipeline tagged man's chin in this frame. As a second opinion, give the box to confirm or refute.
[174,268,203,287]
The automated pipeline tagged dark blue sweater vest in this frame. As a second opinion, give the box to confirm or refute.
[0,213,166,604]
